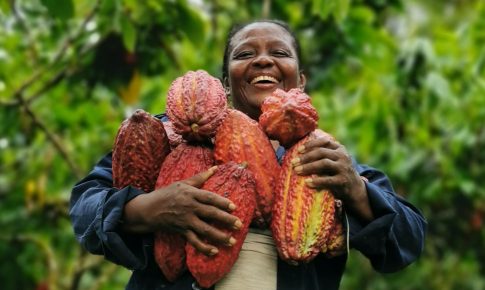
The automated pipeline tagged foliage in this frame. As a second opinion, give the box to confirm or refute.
[1,0,484,289]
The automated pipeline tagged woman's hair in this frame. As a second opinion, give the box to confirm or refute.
[221,19,302,83]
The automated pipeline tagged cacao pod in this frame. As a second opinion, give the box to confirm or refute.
[271,129,340,264]
[166,70,228,142]
[162,119,184,149]
[153,143,215,282]
[214,109,280,227]
[186,161,257,289]
[112,109,170,192]
[322,199,347,257]
[259,88,318,148]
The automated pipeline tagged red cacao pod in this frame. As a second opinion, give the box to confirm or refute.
[214,109,280,227]
[271,129,338,264]
[153,143,215,282]
[166,70,228,142]
[259,88,318,148]
[112,109,170,192]
[162,119,184,149]
[186,161,257,289]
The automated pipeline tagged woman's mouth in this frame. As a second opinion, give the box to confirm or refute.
[249,75,280,90]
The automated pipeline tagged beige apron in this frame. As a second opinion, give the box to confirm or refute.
[215,228,277,290]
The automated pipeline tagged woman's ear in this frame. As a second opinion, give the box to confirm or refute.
[299,72,307,91]
[223,77,231,96]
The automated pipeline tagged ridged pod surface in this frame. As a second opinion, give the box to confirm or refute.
[162,119,184,149]
[166,70,228,141]
[214,109,280,227]
[259,88,318,148]
[112,109,170,192]
[186,162,257,289]
[322,200,347,257]
[271,129,338,264]
[153,143,215,282]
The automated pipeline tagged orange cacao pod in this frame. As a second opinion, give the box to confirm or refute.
[112,109,170,192]
[153,143,215,282]
[166,70,228,142]
[214,109,280,227]
[322,199,347,257]
[259,88,318,148]
[186,162,257,289]
[271,129,338,264]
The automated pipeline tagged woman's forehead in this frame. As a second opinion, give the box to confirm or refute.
[230,22,294,47]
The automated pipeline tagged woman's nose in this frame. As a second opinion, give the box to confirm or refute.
[252,54,274,68]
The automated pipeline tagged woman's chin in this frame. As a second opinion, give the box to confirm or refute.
[253,91,274,105]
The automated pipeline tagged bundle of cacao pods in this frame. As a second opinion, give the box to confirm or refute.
[111,70,346,287]
[260,88,346,263]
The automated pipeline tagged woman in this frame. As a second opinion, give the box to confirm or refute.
[70,20,426,290]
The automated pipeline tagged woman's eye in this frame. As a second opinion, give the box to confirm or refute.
[234,51,253,59]
[273,50,290,57]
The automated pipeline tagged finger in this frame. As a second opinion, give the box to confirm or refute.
[305,175,343,190]
[294,158,338,176]
[195,204,242,230]
[298,135,339,154]
[194,190,236,212]
[190,217,236,247]
[182,166,218,188]
[185,230,219,256]
[291,147,340,168]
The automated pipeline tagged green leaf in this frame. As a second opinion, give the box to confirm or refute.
[0,1,10,13]
[40,0,74,21]
[312,0,331,20]
[312,0,349,21]
[425,71,452,99]
[333,0,350,23]
[120,17,137,52]
[177,3,206,44]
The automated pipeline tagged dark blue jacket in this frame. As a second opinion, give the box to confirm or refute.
[69,115,426,290]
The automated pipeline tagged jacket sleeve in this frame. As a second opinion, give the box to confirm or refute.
[347,160,427,273]
[69,152,152,270]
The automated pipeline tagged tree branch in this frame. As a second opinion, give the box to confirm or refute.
[0,98,20,106]
[9,0,39,63]
[25,40,100,106]
[5,234,59,289]
[262,0,272,18]
[90,263,119,290]
[70,248,106,290]
[9,0,101,102]
[19,96,83,179]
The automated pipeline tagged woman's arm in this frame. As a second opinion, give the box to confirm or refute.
[292,134,427,272]
[70,152,243,269]
[69,152,149,270]
[348,162,427,272]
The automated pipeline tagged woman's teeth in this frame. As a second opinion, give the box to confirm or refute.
[250,75,279,84]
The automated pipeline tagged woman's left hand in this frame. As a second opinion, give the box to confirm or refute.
[290,133,374,222]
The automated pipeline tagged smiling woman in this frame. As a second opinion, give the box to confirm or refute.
[222,21,306,120]
[69,19,427,290]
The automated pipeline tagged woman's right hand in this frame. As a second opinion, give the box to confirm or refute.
[121,166,242,256]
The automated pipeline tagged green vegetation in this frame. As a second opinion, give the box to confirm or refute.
[0,0,484,289]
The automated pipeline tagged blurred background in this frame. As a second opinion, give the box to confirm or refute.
[1,0,484,289]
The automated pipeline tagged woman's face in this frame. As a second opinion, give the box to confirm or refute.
[225,22,306,120]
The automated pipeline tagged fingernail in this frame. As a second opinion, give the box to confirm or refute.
[209,248,219,256]
[228,203,236,211]
[305,178,314,187]
[233,219,242,230]
[294,165,303,174]
[291,158,301,167]
[298,145,305,153]
[209,166,218,173]
[227,237,236,246]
